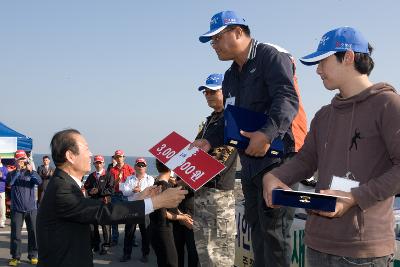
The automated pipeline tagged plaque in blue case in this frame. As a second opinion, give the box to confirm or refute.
[271,189,349,212]
[224,104,284,157]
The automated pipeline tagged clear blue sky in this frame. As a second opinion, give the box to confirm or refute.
[1,0,399,157]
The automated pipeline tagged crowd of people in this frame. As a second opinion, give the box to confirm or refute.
[1,8,399,267]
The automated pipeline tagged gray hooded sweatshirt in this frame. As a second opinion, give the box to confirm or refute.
[271,83,400,258]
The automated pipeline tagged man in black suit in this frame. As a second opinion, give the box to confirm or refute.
[36,155,55,203]
[37,129,187,267]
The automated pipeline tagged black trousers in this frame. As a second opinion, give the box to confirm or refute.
[242,157,297,267]
[90,224,111,249]
[150,225,178,267]
[123,223,150,256]
[10,210,38,259]
[173,222,198,267]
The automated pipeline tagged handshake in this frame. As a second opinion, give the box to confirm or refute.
[135,185,188,210]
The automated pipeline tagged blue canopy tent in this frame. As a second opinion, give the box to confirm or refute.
[0,122,32,158]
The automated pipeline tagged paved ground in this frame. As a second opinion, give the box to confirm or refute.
[0,181,246,266]
[0,219,158,266]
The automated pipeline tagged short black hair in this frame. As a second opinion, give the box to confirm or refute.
[50,129,81,167]
[227,25,250,37]
[42,155,50,160]
[156,159,170,174]
[238,25,250,36]
[334,43,374,76]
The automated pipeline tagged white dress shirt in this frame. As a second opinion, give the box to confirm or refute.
[70,174,83,188]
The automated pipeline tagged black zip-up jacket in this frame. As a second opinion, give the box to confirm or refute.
[205,40,307,179]
[84,171,114,201]
[196,111,237,190]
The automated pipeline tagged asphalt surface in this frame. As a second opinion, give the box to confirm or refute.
[0,220,158,266]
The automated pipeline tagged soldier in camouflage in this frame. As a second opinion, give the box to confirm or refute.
[193,73,238,267]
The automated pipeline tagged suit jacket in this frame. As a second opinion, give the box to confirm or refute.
[37,165,55,202]
[37,168,145,267]
[37,165,55,180]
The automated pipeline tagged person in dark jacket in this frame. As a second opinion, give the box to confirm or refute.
[84,155,114,255]
[36,129,187,267]
[36,155,54,203]
[149,160,193,267]
[195,11,307,267]
[7,150,42,266]
[193,73,238,267]
[172,179,199,267]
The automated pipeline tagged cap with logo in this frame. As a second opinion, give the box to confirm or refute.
[199,11,247,43]
[114,150,124,157]
[135,158,147,166]
[94,155,105,163]
[198,73,224,91]
[300,26,369,66]
[15,150,27,160]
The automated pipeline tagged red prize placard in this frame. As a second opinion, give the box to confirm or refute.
[148,132,190,164]
[149,131,225,191]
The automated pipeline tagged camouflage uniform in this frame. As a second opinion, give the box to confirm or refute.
[193,188,236,267]
[193,112,238,267]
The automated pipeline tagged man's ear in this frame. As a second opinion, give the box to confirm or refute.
[65,150,75,165]
[235,26,243,40]
[344,50,355,64]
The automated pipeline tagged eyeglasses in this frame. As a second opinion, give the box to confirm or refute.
[94,161,103,164]
[203,89,219,96]
[210,27,235,46]
[136,163,146,168]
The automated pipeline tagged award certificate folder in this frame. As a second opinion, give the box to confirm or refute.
[272,189,351,212]
[224,104,284,157]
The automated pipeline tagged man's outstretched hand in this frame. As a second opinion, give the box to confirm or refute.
[136,185,161,200]
[152,186,188,209]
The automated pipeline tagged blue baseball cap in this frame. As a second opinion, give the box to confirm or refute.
[300,27,369,66]
[198,73,224,91]
[199,11,247,43]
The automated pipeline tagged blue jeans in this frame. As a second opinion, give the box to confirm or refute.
[307,247,393,267]
[241,161,297,267]
[111,193,127,242]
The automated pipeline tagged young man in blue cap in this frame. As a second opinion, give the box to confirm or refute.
[193,11,307,267]
[263,27,398,266]
[193,73,238,267]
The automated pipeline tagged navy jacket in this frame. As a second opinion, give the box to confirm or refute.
[206,40,307,179]
[6,169,42,212]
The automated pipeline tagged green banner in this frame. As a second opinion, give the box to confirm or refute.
[291,229,305,267]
